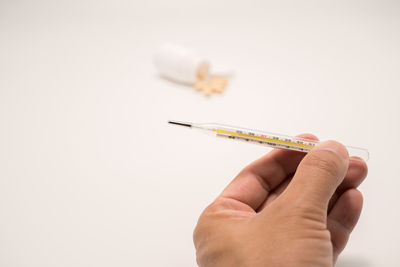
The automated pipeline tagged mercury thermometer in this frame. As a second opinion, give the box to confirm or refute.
[168,120,369,161]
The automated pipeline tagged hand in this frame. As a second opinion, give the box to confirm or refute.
[193,135,368,267]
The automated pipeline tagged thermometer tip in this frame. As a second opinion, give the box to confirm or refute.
[168,120,192,128]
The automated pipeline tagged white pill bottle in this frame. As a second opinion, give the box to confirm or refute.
[154,43,210,85]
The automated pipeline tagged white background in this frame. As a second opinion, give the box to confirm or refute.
[1,0,399,266]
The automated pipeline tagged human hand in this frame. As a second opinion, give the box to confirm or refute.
[193,135,368,267]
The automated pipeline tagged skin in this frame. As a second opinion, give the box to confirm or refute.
[193,135,368,267]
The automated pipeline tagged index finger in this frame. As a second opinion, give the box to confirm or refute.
[219,134,319,211]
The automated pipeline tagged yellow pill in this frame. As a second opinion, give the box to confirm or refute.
[210,76,227,93]
[195,80,207,91]
[203,84,213,97]
[196,62,210,81]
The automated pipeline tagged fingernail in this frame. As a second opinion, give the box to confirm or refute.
[313,140,349,159]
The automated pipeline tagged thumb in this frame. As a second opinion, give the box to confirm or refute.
[284,140,349,209]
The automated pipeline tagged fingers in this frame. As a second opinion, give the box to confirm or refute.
[337,158,368,194]
[327,189,363,262]
[220,134,318,211]
[283,140,349,211]
[328,158,368,212]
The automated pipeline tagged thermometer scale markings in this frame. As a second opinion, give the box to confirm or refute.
[213,129,315,150]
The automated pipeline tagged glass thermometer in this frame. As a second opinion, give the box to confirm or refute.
[168,120,369,161]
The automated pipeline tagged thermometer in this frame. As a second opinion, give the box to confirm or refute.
[168,120,369,161]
